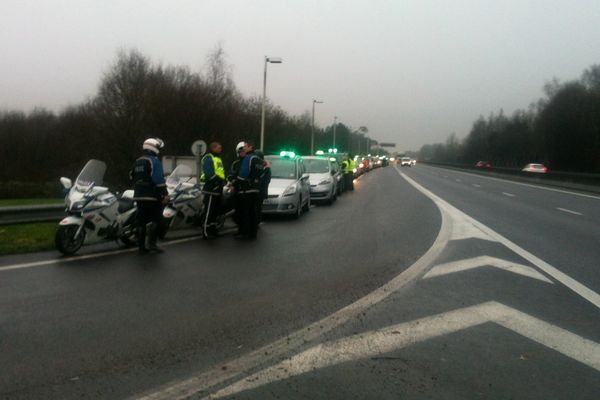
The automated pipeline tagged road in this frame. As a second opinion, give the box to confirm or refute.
[0,164,599,399]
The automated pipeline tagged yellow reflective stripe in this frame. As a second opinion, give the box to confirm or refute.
[213,156,225,179]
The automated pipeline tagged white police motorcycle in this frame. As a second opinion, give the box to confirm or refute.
[55,159,138,255]
[157,164,204,239]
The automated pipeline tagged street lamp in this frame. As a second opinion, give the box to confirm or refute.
[260,56,283,151]
[311,99,323,154]
[332,116,338,149]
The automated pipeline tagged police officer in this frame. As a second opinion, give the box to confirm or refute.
[200,142,226,239]
[232,141,263,239]
[342,154,355,191]
[130,138,168,253]
[228,141,246,234]
[254,150,271,223]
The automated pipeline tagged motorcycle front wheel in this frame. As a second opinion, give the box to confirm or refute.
[55,224,85,255]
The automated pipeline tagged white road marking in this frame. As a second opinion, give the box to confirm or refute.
[132,200,453,400]
[423,256,553,283]
[399,169,600,310]
[0,236,202,272]
[136,166,600,400]
[208,301,600,398]
[472,183,481,188]
[455,178,461,182]
[556,207,583,216]
[502,192,515,197]
[425,165,600,200]
[449,215,494,242]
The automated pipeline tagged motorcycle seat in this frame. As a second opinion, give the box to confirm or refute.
[118,197,135,213]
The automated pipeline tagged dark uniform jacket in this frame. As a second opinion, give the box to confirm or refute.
[130,150,167,201]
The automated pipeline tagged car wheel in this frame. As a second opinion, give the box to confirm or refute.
[292,198,302,219]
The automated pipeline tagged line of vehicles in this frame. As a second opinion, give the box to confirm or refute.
[54,152,391,255]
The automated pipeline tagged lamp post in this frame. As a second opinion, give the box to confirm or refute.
[332,116,338,149]
[260,56,282,151]
[311,99,323,154]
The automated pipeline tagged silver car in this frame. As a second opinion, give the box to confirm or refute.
[262,153,311,218]
[304,156,338,204]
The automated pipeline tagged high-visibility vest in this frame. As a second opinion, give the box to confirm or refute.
[344,159,354,173]
[201,154,225,181]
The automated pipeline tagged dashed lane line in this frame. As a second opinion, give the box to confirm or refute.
[423,165,600,201]
[472,184,481,188]
[502,192,516,197]
[557,207,583,216]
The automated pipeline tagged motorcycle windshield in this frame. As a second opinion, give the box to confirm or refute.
[167,165,193,187]
[75,159,107,192]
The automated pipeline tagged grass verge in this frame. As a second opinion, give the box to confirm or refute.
[0,223,56,256]
[0,198,63,207]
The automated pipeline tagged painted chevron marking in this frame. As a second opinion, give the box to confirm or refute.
[208,301,599,398]
[422,256,553,284]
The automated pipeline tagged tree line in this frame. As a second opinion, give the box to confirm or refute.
[0,47,374,198]
[418,64,600,173]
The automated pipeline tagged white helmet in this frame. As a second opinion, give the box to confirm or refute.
[143,138,164,155]
[235,141,246,152]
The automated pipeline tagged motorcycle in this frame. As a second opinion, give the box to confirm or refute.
[55,159,138,255]
[158,164,204,239]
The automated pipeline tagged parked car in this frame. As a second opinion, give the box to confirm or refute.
[303,156,338,205]
[262,153,311,218]
[475,161,492,168]
[522,163,548,173]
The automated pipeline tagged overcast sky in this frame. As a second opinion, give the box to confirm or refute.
[1,0,599,151]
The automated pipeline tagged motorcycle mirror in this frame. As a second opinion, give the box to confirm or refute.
[60,177,72,189]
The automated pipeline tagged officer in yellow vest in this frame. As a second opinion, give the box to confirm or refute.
[343,153,355,191]
[200,142,226,239]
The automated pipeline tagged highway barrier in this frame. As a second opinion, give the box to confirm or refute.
[0,204,64,225]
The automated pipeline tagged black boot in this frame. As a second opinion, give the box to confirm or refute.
[147,223,164,253]
[138,224,148,254]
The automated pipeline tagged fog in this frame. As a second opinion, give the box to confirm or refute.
[1,0,599,151]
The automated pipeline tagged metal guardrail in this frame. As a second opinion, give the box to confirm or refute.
[421,161,600,194]
[0,204,65,225]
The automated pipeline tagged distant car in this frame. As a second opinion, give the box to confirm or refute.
[475,161,492,168]
[262,153,311,218]
[400,157,412,167]
[522,163,548,173]
[359,158,370,171]
[410,159,416,166]
[304,156,338,205]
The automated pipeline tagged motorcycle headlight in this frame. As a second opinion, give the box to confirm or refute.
[282,184,297,196]
[71,201,86,210]
[318,179,332,186]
